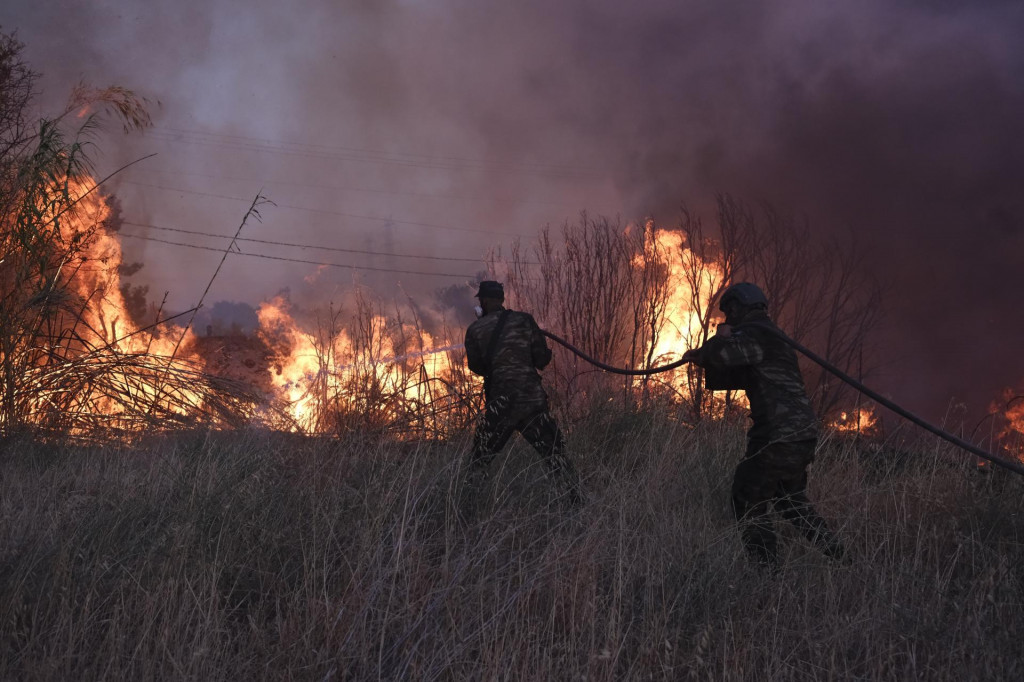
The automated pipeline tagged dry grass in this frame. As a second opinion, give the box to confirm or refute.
[0,413,1021,681]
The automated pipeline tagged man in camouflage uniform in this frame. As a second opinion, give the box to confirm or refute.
[683,282,846,568]
[460,281,583,518]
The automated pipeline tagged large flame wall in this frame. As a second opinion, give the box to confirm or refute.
[12,179,1011,452]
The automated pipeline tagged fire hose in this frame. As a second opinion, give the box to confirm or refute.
[540,326,1024,477]
[540,329,690,375]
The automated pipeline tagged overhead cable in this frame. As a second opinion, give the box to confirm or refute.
[117,232,474,279]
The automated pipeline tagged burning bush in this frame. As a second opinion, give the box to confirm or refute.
[255,291,477,439]
[0,31,261,442]
[224,200,884,439]
[487,199,882,426]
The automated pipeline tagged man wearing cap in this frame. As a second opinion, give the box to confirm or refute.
[460,280,583,518]
[683,282,847,569]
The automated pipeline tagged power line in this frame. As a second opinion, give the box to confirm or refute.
[121,219,544,265]
[120,220,494,263]
[118,232,477,279]
[120,180,529,237]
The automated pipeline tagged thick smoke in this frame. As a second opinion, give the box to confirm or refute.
[2,0,1022,421]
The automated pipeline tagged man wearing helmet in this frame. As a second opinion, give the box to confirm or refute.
[683,282,846,569]
[459,281,584,520]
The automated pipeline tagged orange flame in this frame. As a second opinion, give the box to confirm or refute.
[638,228,724,368]
[20,192,890,439]
[60,179,197,357]
[627,225,748,415]
[829,406,878,435]
[12,176,210,433]
[990,389,1024,459]
[256,296,465,434]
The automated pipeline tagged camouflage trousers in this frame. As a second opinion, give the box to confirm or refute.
[732,438,846,567]
[460,396,584,519]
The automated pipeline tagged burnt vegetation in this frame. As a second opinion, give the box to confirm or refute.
[1,29,1023,681]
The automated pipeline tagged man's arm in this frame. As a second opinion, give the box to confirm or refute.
[683,328,764,368]
[703,330,764,368]
[465,326,487,376]
[527,315,553,369]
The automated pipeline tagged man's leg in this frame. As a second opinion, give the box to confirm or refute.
[771,441,847,562]
[459,398,515,522]
[732,440,782,567]
[519,409,584,506]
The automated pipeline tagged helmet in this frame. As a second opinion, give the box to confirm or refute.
[718,282,768,312]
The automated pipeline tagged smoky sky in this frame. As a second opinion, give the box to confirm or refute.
[2,0,1023,422]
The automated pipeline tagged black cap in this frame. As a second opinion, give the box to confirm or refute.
[475,280,504,299]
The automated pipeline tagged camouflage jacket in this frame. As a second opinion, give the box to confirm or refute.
[465,308,551,408]
[693,310,818,442]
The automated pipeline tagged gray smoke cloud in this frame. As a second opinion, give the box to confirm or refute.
[2,0,1022,421]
